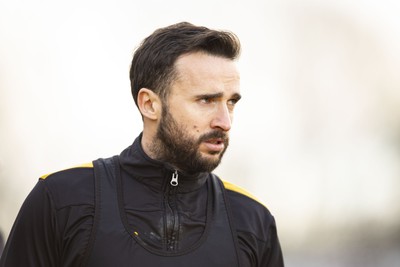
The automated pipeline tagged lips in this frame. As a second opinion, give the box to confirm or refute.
[207,138,223,144]
[203,138,225,152]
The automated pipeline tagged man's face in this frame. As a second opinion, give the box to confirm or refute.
[153,51,241,173]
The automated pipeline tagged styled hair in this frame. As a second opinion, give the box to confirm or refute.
[129,22,241,106]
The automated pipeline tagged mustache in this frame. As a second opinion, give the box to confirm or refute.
[198,130,229,144]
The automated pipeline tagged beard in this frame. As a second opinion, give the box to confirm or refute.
[150,106,229,174]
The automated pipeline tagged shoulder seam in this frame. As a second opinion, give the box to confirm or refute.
[222,179,265,206]
[40,162,94,179]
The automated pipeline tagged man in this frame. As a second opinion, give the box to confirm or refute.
[0,22,284,266]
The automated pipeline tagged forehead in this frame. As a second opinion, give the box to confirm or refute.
[172,52,240,95]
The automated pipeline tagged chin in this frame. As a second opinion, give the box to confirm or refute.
[201,150,221,158]
[203,153,223,164]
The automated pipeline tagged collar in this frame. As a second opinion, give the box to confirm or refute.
[119,133,209,193]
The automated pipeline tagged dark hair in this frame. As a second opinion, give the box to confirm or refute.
[129,22,241,106]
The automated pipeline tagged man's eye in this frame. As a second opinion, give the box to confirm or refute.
[228,98,239,106]
[200,98,214,104]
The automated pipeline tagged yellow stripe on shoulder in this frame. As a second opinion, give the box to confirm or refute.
[40,162,94,179]
[222,180,264,205]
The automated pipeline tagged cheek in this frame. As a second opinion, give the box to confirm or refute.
[171,105,210,133]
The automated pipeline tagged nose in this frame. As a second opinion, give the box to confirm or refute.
[210,104,232,132]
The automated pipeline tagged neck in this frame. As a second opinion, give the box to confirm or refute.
[141,130,158,160]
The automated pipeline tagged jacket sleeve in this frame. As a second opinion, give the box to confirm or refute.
[236,215,284,267]
[261,217,284,267]
[0,179,59,266]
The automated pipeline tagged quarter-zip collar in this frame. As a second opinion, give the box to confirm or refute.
[119,133,209,193]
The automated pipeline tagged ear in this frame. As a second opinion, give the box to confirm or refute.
[137,88,162,120]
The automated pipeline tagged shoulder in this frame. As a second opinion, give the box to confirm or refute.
[222,180,264,206]
[222,180,271,215]
[222,180,284,267]
[222,180,276,239]
[40,163,95,210]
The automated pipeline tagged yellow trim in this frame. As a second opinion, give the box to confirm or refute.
[40,162,94,179]
[222,180,264,205]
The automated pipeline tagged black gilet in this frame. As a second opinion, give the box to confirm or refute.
[84,157,241,267]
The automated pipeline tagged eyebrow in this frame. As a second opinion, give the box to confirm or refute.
[196,92,242,100]
[232,93,242,101]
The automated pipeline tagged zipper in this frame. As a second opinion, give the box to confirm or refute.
[165,170,179,250]
[170,170,179,186]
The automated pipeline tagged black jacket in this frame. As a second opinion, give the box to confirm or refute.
[0,134,284,267]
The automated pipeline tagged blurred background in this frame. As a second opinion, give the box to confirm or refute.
[1,0,399,265]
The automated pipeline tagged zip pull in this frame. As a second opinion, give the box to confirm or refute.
[170,170,179,187]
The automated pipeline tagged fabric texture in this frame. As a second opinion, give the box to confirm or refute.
[0,134,284,267]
